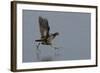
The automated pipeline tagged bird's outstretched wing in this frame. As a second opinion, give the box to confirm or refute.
[39,16,50,38]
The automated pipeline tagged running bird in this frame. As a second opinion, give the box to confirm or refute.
[35,16,59,46]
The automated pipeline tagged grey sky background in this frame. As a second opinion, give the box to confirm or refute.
[22,10,91,62]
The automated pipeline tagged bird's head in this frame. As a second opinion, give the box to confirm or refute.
[53,32,59,37]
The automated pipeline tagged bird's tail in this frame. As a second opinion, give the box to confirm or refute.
[35,39,43,42]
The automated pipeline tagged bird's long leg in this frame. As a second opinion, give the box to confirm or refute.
[36,43,40,49]
[36,43,41,61]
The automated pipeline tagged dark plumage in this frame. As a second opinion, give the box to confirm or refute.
[35,16,59,45]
